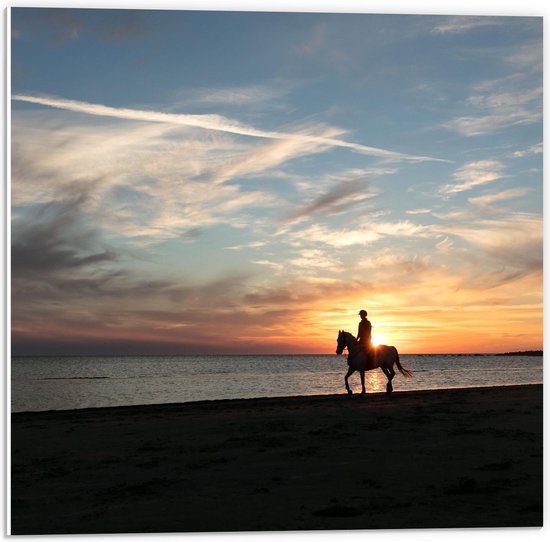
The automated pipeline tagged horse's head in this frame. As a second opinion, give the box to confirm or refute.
[336,330,347,355]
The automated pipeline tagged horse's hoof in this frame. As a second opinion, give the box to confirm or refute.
[347,389,353,395]
[386,383,393,396]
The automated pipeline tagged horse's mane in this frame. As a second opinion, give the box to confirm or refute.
[343,330,357,341]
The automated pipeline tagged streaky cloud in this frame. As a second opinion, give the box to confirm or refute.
[12,191,114,277]
[406,208,431,215]
[285,177,377,222]
[13,94,449,163]
[432,214,542,275]
[443,84,542,137]
[439,160,504,195]
[468,188,533,207]
[444,110,541,137]
[511,142,542,158]
[431,16,503,35]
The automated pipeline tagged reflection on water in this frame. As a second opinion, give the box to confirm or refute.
[11,354,543,412]
[365,370,387,393]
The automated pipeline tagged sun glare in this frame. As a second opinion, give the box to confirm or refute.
[371,332,387,347]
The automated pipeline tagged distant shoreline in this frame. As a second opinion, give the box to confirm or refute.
[495,350,543,356]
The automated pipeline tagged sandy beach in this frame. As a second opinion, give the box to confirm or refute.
[11,384,543,534]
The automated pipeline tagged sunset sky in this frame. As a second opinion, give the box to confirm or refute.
[10,8,542,355]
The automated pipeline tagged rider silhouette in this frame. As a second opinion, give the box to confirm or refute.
[357,309,374,366]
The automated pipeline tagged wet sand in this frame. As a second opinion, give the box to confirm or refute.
[11,384,543,534]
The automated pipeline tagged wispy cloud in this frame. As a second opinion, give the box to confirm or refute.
[506,40,543,72]
[435,236,454,255]
[285,177,377,222]
[431,16,503,35]
[468,188,533,207]
[12,192,115,278]
[108,182,277,244]
[13,94,447,162]
[11,111,280,243]
[11,113,187,204]
[443,82,542,137]
[406,208,431,215]
[210,124,341,185]
[185,81,294,108]
[467,87,541,111]
[511,142,543,158]
[444,108,541,137]
[288,249,343,273]
[225,241,267,251]
[288,220,429,248]
[432,214,542,278]
[440,160,504,195]
[355,249,431,276]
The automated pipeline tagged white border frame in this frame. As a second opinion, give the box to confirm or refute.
[3,1,547,541]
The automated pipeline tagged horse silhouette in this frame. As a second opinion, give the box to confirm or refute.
[336,330,412,395]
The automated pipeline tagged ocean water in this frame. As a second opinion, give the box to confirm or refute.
[11,354,543,412]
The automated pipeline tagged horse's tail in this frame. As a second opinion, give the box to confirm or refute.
[394,348,413,378]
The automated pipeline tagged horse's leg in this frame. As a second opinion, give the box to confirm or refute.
[381,365,394,395]
[345,366,355,395]
[359,370,366,395]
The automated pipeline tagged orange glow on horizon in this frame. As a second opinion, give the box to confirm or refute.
[11,269,543,356]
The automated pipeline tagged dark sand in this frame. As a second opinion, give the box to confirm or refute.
[11,385,542,534]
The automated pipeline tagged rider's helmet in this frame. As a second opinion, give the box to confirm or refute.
[359,309,367,317]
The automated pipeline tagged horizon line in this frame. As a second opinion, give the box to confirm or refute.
[11,350,543,358]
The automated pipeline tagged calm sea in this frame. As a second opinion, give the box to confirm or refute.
[11,354,543,412]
